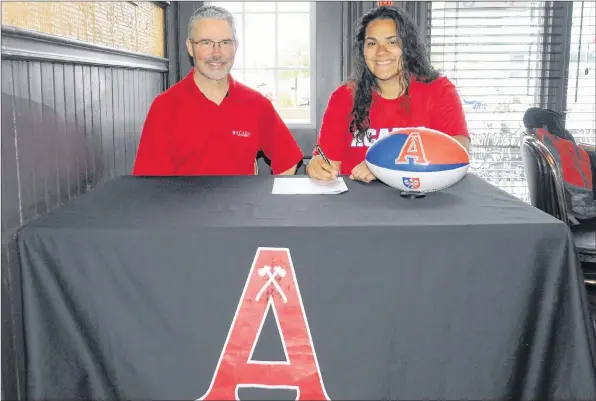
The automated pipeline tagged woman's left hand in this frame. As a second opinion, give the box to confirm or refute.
[349,161,377,183]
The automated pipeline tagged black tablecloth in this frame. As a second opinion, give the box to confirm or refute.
[15,174,596,400]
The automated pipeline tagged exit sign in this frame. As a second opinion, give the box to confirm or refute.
[376,1,394,6]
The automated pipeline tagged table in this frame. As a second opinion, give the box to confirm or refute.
[14,174,596,400]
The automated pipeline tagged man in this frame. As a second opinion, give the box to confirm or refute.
[133,5,303,176]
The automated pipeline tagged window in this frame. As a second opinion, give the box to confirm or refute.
[565,1,596,146]
[430,1,550,202]
[208,1,316,127]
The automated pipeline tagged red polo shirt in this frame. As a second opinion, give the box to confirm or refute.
[133,70,303,176]
[315,76,469,174]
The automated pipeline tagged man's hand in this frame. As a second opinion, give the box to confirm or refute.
[306,155,340,181]
[349,161,376,183]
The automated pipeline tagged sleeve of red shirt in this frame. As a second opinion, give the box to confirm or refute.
[132,95,174,176]
[258,98,304,175]
[429,77,470,139]
[315,84,354,162]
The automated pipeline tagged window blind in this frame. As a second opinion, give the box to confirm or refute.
[429,1,559,202]
[565,1,596,145]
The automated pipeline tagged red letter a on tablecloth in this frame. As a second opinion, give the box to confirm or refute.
[198,247,330,400]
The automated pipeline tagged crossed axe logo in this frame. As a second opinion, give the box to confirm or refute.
[255,265,288,303]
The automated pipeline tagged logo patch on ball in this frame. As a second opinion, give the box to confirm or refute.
[402,177,420,189]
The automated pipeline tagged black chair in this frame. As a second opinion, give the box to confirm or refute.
[520,132,596,286]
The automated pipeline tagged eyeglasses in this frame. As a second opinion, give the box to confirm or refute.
[190,39,236,51]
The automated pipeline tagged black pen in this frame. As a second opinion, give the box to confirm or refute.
[315,144,331,165]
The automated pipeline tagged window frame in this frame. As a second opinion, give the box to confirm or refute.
[425,1,563,203]
[205,1,318,130]
[562,0,595,144]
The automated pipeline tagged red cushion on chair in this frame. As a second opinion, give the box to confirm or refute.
[536,128,596,221]
[536,128,593,190]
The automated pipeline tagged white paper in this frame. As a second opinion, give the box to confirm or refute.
[272,177,348,195]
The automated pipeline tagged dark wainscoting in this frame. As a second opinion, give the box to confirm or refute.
[1,26,168,401]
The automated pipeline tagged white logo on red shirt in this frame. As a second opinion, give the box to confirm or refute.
[232,130,251,138]
[350,128,401,147]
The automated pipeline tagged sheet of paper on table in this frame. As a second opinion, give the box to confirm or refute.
[272,177,349,195]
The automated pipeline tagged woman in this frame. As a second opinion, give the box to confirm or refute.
[307,6,470,183]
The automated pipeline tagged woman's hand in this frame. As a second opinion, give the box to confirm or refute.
[306,155,341,181]
[349,161,376,183]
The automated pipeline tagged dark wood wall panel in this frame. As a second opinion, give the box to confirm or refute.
[1,61,21,232]
[1,19,171,401]
[1,58,165,400]
[1,59,164,235]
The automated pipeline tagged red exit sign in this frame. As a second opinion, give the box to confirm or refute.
[376,1,395,6]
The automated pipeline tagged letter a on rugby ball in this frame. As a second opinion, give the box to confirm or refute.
[395,132,429,165]
[198,247,330,400]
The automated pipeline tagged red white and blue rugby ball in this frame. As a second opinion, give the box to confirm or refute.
[365,127,469,193]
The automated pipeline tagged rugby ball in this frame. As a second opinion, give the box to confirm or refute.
[365,127,469,193]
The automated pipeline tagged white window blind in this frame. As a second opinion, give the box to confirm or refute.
[565,1,596,145]
[208,1,315,127]
[429,1,554,202]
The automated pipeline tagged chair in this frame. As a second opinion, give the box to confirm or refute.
[520,134,569,221]
[520,132,596,285]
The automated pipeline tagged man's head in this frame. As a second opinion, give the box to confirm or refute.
[186,6,238,82]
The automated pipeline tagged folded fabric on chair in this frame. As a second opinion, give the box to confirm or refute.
[536,128,596,221]
[523,107,596,221]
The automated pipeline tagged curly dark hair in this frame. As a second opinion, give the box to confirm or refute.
[349,6,440,142]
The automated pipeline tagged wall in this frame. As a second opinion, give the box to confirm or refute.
[1,58,165,228]
[1,3,170,399]
[1,1,165,58]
